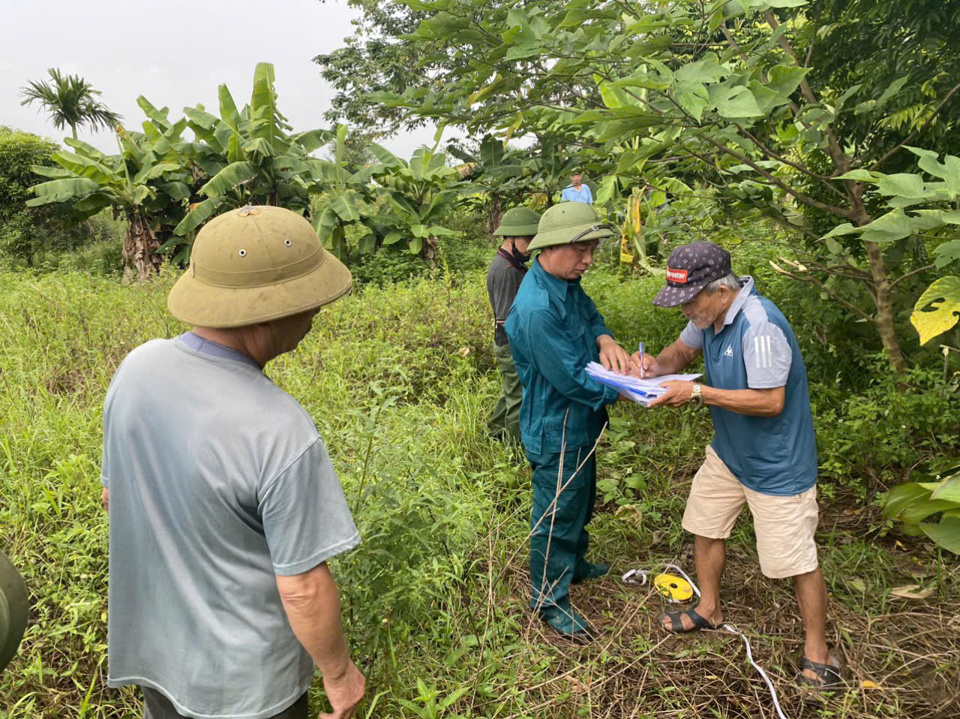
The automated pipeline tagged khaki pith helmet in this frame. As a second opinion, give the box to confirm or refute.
[527,202,615,252]
[0,551,27,673]
[493,207,541,237]
[168,206,352,328]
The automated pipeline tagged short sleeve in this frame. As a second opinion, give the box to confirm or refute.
[679,320,704,350]
[260,438,360,576]
[742,321,792,388]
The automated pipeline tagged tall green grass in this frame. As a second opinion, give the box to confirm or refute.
[1,267,957,718]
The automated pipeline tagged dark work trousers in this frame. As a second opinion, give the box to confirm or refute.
[526,445,597,614]
[488,343,523,442]
[143,687,309,719]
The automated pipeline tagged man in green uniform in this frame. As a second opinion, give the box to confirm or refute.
[505,202,632,640]
[486,207,540,442]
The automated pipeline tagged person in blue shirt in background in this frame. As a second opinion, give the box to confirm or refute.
[635,241,841,689]
[560,171,593,204]
[505,202,632,641]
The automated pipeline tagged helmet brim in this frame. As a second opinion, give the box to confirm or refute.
[168,252,352,328]
[528,223,615,252]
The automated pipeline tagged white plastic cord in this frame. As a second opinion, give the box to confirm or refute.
[623,563,788,719]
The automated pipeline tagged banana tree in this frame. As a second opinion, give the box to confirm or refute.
[312,124,380,260]
[368,143,463,264]
[447,134,525,231]
[174,63,331,237]
[27,103,195,279]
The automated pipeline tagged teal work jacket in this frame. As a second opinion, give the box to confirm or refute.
[505,259,620,455]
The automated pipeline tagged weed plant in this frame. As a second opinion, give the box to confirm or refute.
[0,265,957,718]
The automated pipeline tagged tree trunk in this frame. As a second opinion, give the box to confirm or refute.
[849,190,908,373]
[71,124,78,141]
[123,213,162,281]
[865,240,908,373]
[487,192,503,234]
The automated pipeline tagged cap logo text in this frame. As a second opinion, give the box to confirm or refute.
[666,268,689,284]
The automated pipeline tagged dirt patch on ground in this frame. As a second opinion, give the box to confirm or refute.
[477,505,960,718]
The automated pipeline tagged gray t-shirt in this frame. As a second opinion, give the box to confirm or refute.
[102,336,360,719]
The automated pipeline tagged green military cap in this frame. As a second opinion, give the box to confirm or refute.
[168,205,353,328]
[527,202,615,252]
[493,207,541,237]
[0,551,27,673]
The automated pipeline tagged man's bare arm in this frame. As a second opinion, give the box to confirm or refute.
[630,338,701,377]
[277,563,365,719]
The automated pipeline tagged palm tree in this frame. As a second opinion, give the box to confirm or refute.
[20,68,122,140]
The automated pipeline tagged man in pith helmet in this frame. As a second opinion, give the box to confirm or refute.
[505,202,632,641]
[102,206,366,719]
[486,206,540,442]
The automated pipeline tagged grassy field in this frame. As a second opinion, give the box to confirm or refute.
[1,265,958,718]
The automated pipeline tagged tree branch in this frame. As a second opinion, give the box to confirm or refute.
[888,263,936,290]
[703,135,851,218]
[770,261,875,322]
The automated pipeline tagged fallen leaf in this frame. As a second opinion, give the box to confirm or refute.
[890,584,936,600]
[847,578,867,593]
[860,680,880,689]
[457,346,471,357]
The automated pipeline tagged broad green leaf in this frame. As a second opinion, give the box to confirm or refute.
[383,230,404,246]
[330,194,362,222]
[136,96,171,131]
[200,161,257,198]
[932,240,960,269]
[174,197,223,236]
[883,482,958,523]
[26,178,103,206]
[709,84,763,118]
[860,208,917,244]
[877,76,909,107]
[910,276,960,345]
[834,169,876,182]
[875,173,926,198]
[821,222,859,239]
[930,477,960,503]
[674,81,709,121]
[749,80,784,114]
[218,85,241,132]
[674,54,726,84]
[133,162,181,185]
[919,517,960,555]
[766,65,810,98]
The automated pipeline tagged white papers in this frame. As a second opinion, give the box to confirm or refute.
[585,362,702,407]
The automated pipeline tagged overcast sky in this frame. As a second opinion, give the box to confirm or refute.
[0,0,442,156]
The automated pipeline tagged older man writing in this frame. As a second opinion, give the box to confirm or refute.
[636,241,840,688]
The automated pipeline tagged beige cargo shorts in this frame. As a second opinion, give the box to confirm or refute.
[681,446,819,579]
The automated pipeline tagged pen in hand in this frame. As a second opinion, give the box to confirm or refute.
[638,342,644,379]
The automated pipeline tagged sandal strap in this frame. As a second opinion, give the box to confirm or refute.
[663,608,716,632]
[801,656,842,683]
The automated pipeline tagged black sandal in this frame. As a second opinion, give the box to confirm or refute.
[660,607,717,634]
[798,656,843,689]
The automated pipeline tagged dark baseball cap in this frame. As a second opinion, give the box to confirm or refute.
[652,242,732,307]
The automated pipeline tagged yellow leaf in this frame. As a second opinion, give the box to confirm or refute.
[911,276,960,345]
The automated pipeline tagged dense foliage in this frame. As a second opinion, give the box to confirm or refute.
[0,127,88,266]
[1,256,958,717]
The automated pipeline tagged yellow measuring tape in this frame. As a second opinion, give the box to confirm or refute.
[654,573,695,602]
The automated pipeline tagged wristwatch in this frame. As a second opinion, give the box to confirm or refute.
[690,383,703,407]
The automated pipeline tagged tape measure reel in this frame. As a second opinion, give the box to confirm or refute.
[654,573,694,603]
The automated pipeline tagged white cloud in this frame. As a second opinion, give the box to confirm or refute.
[0,0,446,156]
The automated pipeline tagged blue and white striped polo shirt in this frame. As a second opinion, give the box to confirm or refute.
[679,277,818,496]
